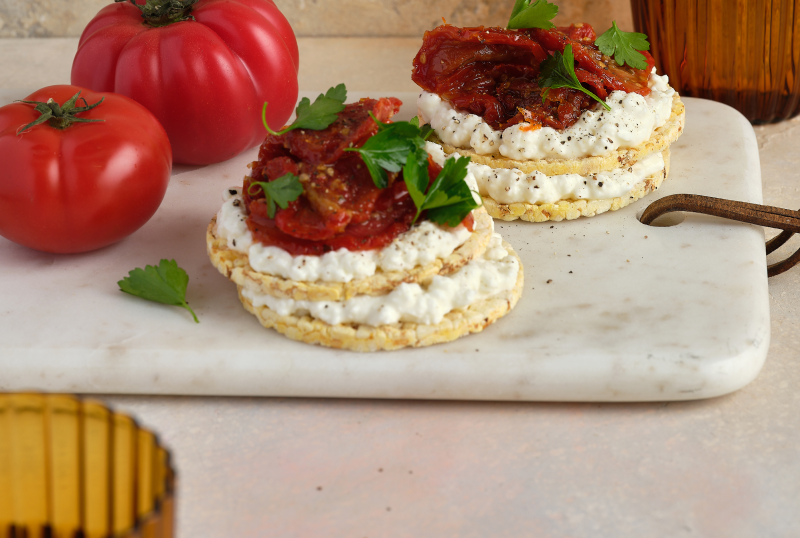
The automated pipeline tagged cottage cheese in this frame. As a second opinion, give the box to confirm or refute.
[418,69,675,160]
[426,142,665,204]
[241,232,519,326]
[216,188,475,283]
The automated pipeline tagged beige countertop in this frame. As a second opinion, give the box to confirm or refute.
[2,37,799,537]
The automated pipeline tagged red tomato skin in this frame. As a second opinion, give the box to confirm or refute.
[0,85,172,254]
[71,0,299,166]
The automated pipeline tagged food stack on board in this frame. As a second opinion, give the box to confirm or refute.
[413,4,685,222]
[207,89,523,351]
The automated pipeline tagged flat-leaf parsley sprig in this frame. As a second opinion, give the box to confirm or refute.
[248,173,304,218]
[595,21,650,70]
[538,44,612,111]
[507,0,558,30]
[262,84,347,136]
[344,117,425,189]
[118,259,199,323]
[404,150,479,227]
[346,115,479,227]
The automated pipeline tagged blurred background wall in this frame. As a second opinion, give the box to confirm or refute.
[0,0,634,38]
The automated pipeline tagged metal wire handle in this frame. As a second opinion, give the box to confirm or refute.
[640,194,800,277]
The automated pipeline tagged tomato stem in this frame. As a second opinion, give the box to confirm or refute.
[15,92,104,135]
[115,0,199,27]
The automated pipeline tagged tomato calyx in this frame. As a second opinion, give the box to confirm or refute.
[115,0,199,27]
[15,91,104,135]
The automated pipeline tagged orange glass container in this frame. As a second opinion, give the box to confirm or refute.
[631,0,800,123]
[0,393,175,538]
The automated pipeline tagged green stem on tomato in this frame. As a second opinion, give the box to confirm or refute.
[15,92,104,135]
[115,0,199,27]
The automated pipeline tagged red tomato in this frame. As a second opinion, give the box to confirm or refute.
[0,85,172,254]
[71,0,300,166]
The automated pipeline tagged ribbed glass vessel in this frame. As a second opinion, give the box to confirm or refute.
[0,393,175,538]
[631,0,800,123]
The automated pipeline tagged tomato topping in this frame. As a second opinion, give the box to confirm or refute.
[412,24,654,131]
[529,28,654,97]
[244,98,469,256]
[268,97,402,165]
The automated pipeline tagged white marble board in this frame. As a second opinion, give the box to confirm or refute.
[0,91,769,401]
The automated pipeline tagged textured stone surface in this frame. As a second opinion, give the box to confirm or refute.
[0,0,634,38]
[0,0,109,37]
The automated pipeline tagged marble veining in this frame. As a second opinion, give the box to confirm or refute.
[0,91,769,401]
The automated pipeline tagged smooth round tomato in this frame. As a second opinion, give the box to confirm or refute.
[71,0,299,166]
[0,85,172,254]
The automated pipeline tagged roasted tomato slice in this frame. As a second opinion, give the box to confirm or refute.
[275,97,401,165]
[530,27,653,96]
[412,24,655,130]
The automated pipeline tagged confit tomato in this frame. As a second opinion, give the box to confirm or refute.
[0,85,172,254]
[71,0,299,166]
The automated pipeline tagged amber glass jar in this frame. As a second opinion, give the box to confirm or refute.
[631,0,800,123]
[0,393,175,538]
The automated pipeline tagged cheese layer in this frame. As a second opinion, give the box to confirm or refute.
[216,188,473,283]
[418,69,675,161]
[241,232,519,327]
[426,142,665,204]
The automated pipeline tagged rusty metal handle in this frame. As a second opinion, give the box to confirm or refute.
[640,194,800,277]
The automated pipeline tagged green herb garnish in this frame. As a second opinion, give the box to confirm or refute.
[404,150,479,226]
[118,259,199,323]
[344,116,427,189]
[538,44,611,111]
[409,115,434,140]
[507,0,558,30]
[248,173,304,218]
[262,84,347,136]
[346,115,479,226]
[595,21,650,70]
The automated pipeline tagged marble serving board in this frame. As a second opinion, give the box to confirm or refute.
[0,91,769,401]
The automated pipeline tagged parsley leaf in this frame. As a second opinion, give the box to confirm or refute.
[262,84,347,136]
[248,173,304,218]
[347,115,479,226]
[538,44,612,111]
[344,118,426,188]
[403,148,430,210]
[507,0,558,30]
[118,259,199,323]
[403,149,480,226]
[421,155,480,227]
[595,21,650,70]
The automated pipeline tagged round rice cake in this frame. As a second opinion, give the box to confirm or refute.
[430,93,685,177]
[484,147,671,222]
[207,207,495,302]
[235,240,524,352]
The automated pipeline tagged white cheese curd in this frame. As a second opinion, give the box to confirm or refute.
[417,69,675,160]
[216,188,475,283]
[426,142,665,204]
[241,233,519,327]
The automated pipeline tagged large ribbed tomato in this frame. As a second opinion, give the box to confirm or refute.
[0,85,172,253]
[71,0,299,165]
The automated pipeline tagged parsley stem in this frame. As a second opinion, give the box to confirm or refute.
[182,302,199,323]
[262,102,289,137]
